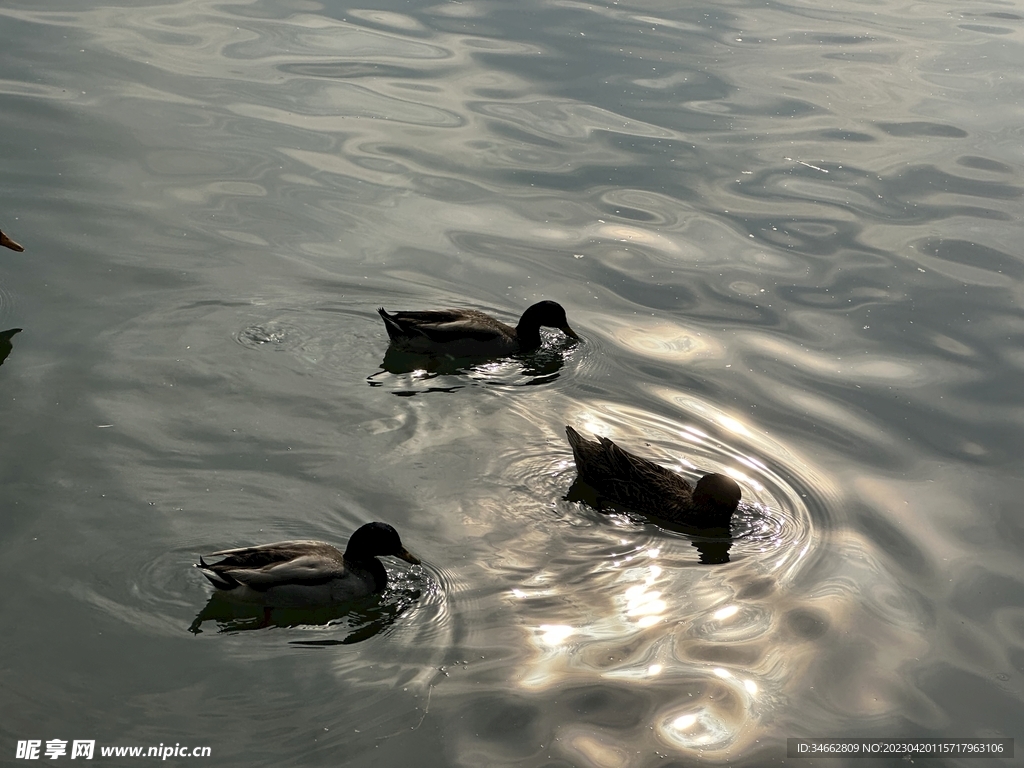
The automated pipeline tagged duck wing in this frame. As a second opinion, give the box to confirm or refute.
[200,540,346,589]
[204,540,335,566]
[213,555,345,589]
[599,436,691,491]
[566,427,692,496]
[378,308,511,344]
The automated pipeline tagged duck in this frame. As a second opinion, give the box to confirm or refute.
[565,426,742,528]
[1,228,24,252]
[378,300,579,357]
[196,521,420,607]
[0,328,21,368]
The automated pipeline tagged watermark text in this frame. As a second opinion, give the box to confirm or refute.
[16,741,211,760]
[787,738,1012,758]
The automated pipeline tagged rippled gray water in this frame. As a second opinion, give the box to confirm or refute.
[2,0,1022,764]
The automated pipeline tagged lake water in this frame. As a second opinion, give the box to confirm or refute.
[2,0,1022,764]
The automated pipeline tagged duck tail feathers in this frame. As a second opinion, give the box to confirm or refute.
[565,425,594,470]
[565,425,584,457]
[195,559,239,590]
[377,307,403,340]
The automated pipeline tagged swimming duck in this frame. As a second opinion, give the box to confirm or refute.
[1,228,24,252]
[196,522,420,607]
[378,300,579,356]
[565,426,741,528]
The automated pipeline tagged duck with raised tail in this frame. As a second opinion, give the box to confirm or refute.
[378,300,579,357]
[565,426,742,529]
[196,522,420,607]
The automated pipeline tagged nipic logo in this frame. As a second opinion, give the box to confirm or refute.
[16,740,209,759]
[16,740,94,760]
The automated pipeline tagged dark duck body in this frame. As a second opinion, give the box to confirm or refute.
[565,426,741,529]
[378,300,578,357]
[0,328,22,368]
[196,522,420,607]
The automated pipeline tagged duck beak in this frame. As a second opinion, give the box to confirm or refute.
[396,548,421,565]
[0,231,25,253]
[560,325,580,341]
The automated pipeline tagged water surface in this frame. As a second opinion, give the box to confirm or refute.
[1,0,1022,764]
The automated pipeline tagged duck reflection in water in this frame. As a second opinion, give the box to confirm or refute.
[375,341,568,387]
[188,589,420,641]
[564,426,741,564]
[190,522,421,635]
[0,328,22,368]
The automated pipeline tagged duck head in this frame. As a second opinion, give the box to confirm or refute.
[345,522,420,565]
[692,474,743,526]
[520,303,577,342]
